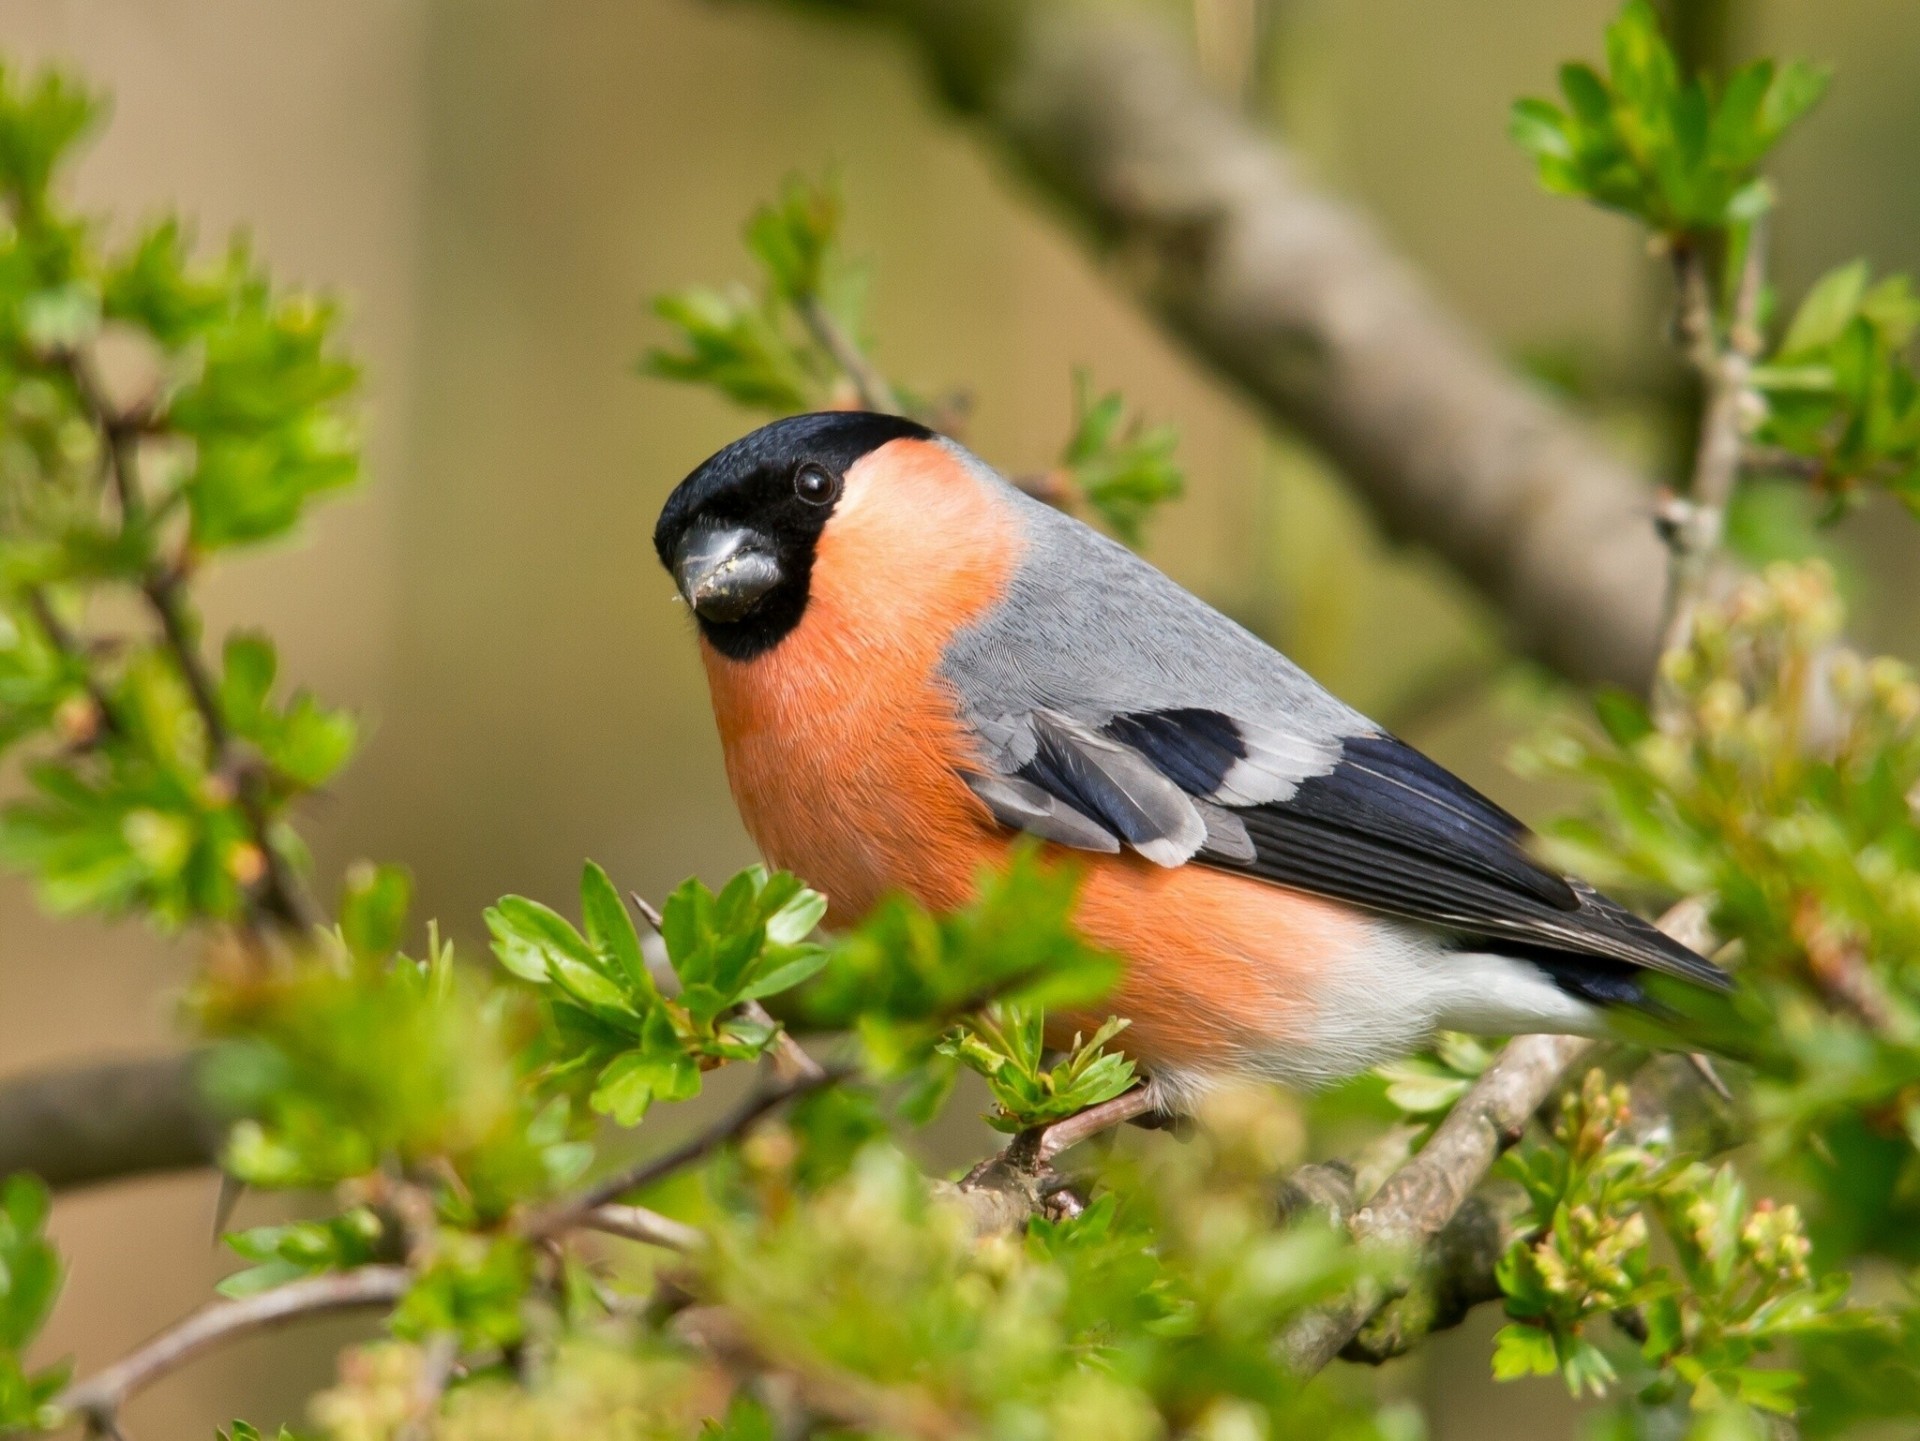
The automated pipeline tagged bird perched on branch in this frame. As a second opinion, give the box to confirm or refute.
[654,412,1727,1109]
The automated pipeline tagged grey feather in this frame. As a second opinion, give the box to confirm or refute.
[1195,802,1256,863]
[936,439,1366,788]
[1028,710,1207,867]
[961,771,1120,853]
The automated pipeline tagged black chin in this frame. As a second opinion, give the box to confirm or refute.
[695,576,811,661]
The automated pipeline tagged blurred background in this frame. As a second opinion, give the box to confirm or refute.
[3,0,1918,1435]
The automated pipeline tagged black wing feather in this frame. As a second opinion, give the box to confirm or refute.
[1007,709,1727,993]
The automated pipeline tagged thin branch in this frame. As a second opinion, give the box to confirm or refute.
[743,999,830,1083]
[23,587,121,745]
[58,1267,411,1431]
[795,293,901,414]
[55,337,322,935]
[1035,1083,1158,1162]
[529,1065,847,1239]
[583,1203,708,1252]
[1657,224,1767,694]
[142,565,320,933]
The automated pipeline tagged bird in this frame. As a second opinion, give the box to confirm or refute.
[653,410,1728,1110]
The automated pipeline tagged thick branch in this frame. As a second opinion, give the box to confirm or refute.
[1279,1032,1592,1373]
[770,0,1670,686]
[58,1266,411,1430]
[0,1055,217,1192]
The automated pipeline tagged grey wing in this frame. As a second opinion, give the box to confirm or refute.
[939,472,1726,993]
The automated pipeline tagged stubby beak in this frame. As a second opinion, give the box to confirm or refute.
[672,526,784,623]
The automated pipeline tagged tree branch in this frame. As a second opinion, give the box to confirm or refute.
[0,1054,217,1192]
[58,1266,411,1432]
[1279,1032,1593,1373]
[765,0,1672,687]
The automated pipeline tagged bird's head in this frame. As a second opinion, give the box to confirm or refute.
[654,410,945,660]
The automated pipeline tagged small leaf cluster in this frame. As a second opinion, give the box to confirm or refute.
[1496,1070,1853,1423]
[219,1206,387,1299]
[1509,0,1825,233]
[942,1010,1136,1132]
[1057,372,1186,547]
[195,928,592,1222]
[1374,1031,1496,1120]
[642,173,874,414]
[1751,262,1920,513]
[488,862,826,1125]
[0,1177,66,1434]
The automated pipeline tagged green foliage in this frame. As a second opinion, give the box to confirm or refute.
[685,1101,1400,1441]
[391,1232,534,1352]
[1509,0,1825,233]
[488,862,826,1125]
[1374,1031,1496,1120]
[218,1423,297,1441]
[1519,565,1920,1260]
[1496,1070,1855,1421]
[219,1207,387,1299]
[196,934,592,1221]
[942,1010,1136,1132]
[1752,262,1920,513]
[642,173,872,414]
[1057,372,1185,546]
[0,1176,67,1434]
[801,845,1120,1086]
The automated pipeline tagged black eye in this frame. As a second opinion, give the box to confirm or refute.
[794,462,839,506]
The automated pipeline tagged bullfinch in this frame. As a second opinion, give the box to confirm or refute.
[653,411,1727,1108]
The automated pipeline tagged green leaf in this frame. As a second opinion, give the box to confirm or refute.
[1780,261,1869,359]
[1508,99,1574,162]
[1492,1323,1561,1380]
[580,860,655,1000]
[338,861,411,961]
[766,883,828,946]
[485,895,599,988]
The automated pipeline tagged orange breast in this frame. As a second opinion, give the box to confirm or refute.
[700,439,1011,922]
[697,439,1358,1078]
